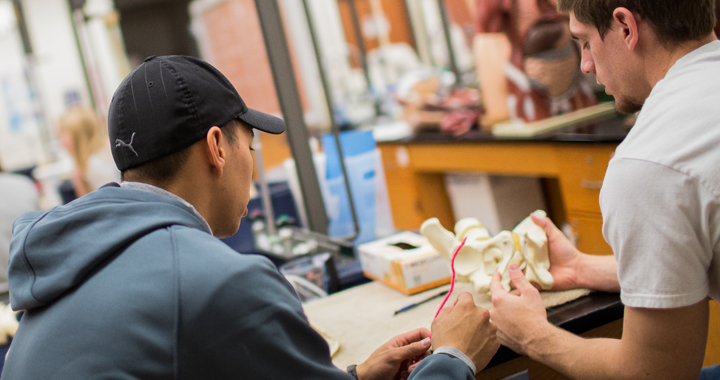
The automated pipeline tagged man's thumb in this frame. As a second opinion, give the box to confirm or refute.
[531,213,559,236]
[397,337,431,358]
[509,265,534,293]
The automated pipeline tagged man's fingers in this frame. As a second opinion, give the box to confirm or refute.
[508,265,535,294]
[408,362,419,372]
[391,337,431,363]
[393,328,430,346]
[408,351,431,373]
[454,292,474,306]
[489,271,506,296]
[452,294,462,306]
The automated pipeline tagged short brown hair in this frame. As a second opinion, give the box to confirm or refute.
[121,120,241,183]
[558,0,717,46]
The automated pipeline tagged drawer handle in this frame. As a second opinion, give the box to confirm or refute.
[581,179,603,189]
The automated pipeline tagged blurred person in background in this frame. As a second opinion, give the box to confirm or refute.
[56,106,120,198]
[0,160,38,303]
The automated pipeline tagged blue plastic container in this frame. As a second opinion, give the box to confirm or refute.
[321,131,377,244]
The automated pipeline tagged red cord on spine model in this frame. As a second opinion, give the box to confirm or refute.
[433,237,468,320]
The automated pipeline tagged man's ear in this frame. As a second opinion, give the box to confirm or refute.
[205,126,226,177]
[613,7,640,51]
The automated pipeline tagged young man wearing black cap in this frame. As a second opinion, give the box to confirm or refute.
[3,56,499,379]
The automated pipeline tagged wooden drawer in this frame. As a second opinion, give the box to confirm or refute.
[556,145,616,214]
[706,301,720,366]
[567,212,613,256]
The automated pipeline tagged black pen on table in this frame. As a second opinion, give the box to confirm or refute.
[393,290,449,316]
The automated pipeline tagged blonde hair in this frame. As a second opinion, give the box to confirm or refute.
[57,106,104,173]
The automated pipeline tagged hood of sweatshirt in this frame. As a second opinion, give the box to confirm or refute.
[8,185,211,311]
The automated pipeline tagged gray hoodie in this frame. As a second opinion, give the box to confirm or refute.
[3,185,472,379]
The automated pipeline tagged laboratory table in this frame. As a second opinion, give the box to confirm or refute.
[304,279,622,380]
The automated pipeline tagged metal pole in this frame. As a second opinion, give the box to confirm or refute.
[252,134,276,237]
[11,0,32,56]
[12,0,55,162]
[301,0,359,241]
[346,0,373,93]
[254,0,329,234]
[437,0,461,85]
[67,0,96,110]
[399,0,417,51]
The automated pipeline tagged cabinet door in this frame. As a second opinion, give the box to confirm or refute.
[567,212,613,256]
[705,301,720,367]
[557,146,616,214]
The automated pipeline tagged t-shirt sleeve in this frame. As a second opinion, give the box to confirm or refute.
[179,252,351,379]
[600,157,715,308]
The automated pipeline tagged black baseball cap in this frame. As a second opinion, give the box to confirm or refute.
[108,55,285,171]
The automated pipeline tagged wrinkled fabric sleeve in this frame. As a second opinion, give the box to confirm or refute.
[178,248,352,379]
[409,353,476,380]
[433,347,476,374]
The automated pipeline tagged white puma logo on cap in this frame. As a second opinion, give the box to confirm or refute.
[115,132,138,157]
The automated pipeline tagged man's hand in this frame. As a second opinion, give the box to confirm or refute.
[356,328,431,380]
[489,264,551,355]
[531,213,582,290]
[531,213,620,293]
[431,292,500,371]
[491,268,708,379]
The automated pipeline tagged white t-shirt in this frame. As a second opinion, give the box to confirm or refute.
[600,40,720,309]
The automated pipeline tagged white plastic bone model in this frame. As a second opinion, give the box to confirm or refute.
[420,210,553,294]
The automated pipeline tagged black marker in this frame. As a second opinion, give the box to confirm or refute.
[393,290,449,316]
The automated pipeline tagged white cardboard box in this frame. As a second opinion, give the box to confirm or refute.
[357,231,451,295]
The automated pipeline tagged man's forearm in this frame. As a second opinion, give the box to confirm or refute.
[527,322,653,380]
[576,253,619,292]
[525,304,706,380]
